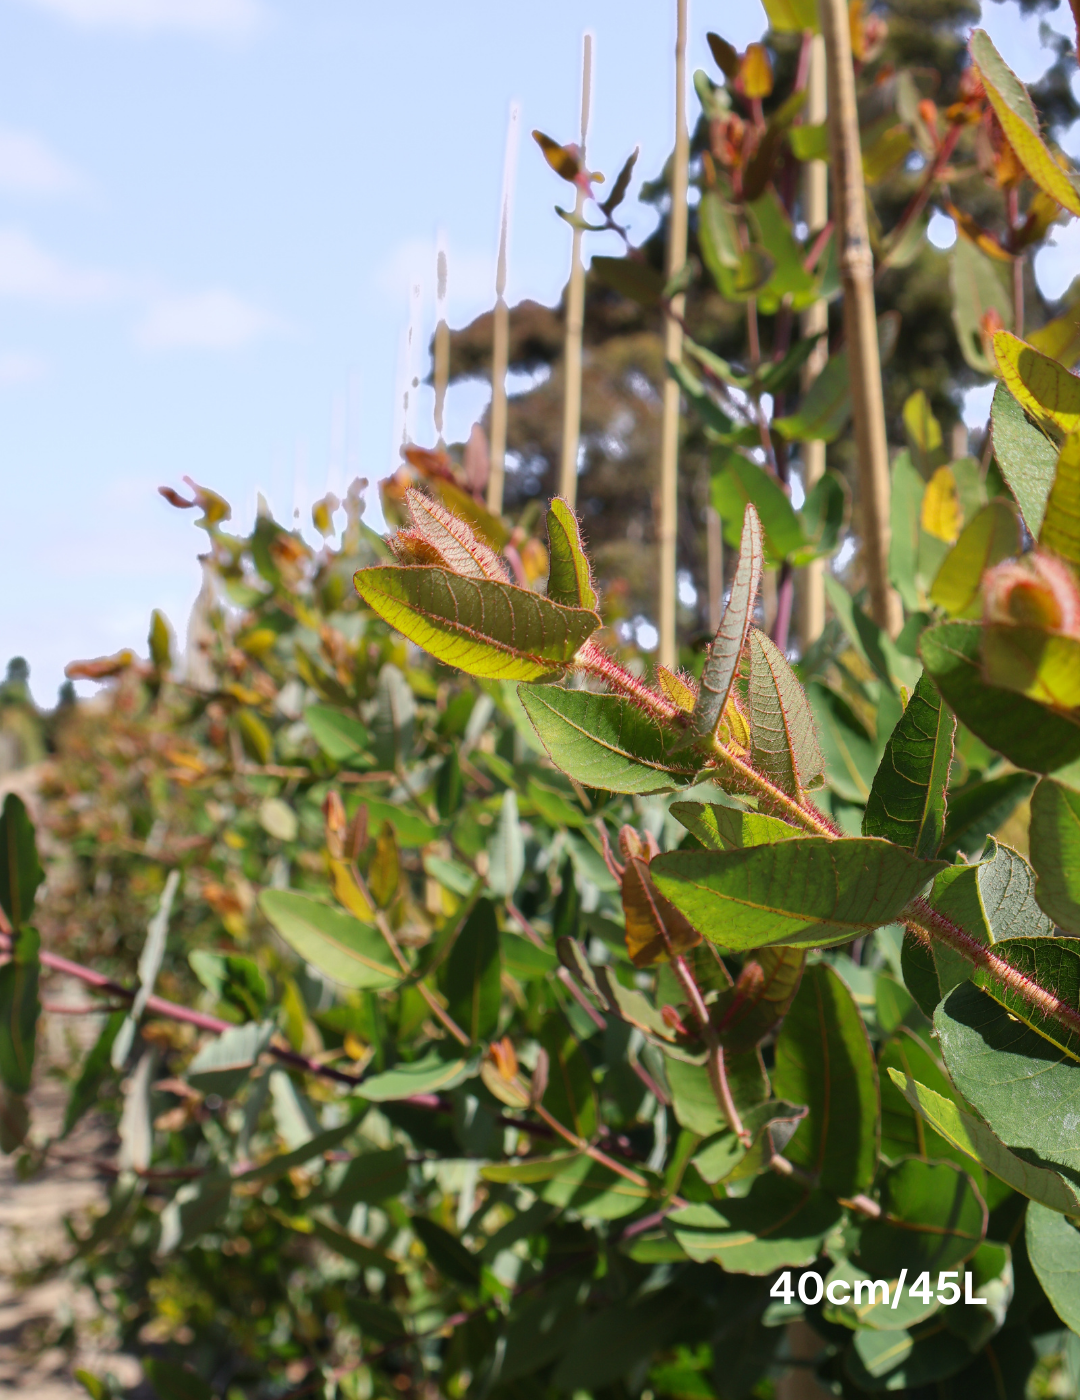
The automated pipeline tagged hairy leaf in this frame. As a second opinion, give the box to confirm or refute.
[920,619,1080,772]
[652,839,942,952]
[773,962,879,1196]
[990,382,1059,536]
[971,31,1080,216]
[519,686,699,794]
[353,566,600,681]
[398,487,510,582]
[972,935,1080,1061]
[891,1071,1080,1214]
[692,503,763,741]
[747,629,825,799]
[546,497,597,610]
[259,890,401,989]
[863,673,955,857]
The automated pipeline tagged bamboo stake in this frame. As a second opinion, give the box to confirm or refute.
[433,236,450,447]
[705,504,723,633]
[558,34,593,507]
[820,0,903,636]
[658,0,689,672]
[797,33,828,650]
[487,103,520,516]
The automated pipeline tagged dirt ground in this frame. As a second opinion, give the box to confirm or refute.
[0,985,143,1397]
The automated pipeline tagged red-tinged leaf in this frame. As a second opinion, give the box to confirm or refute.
[546,498,598,610]
[747,629,825,800]
[394,488,510,582]
[533,130,581,182]
[619,827,701,968]
[691,505,763,743]
[354,566,600,681]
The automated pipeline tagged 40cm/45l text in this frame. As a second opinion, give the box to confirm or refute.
[771,1270,989,1308]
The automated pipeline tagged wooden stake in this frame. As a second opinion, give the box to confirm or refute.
[706,505,723,633]
[487,103,520,516]
[433,237,450,447]
[658,0,689,672]
[820,0,903,636]
[558,34,593,507]
[798,33,828,649]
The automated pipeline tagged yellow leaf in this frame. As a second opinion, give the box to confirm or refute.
[994,330,1080,436]
[920,466,963,543]
[368,822,400,908]
[1028,288,1080,368]
[862,125,912,185]
[1041,434,1080,567]
[971,30,1080,217]
[983,627,1080,710]
[330,858,375,921]
[739,44,773,100]
[656,666,696,713]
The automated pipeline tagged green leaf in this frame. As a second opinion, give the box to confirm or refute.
[413,1215,481,1287]
[799,470,847,560]
[902,929,943,1019]
[971,30,1080,216]
[353,566,600,681]
[846,1322,972,1390]
[486,789,524,898]
[972,935,1080,1061]
[323,1146,408,1207]
[951,236,1013,375]
[1040,432,1080,567]
[855,1158,986,1281]
[259,890,401,989]
[932,840,1053,959]
[551,1295,688,1393]
[589,254,665,306]
[546,497,597,610]
[774,315,898,442]
[920,619,1080,773]
[443,897,501,1042]
[304,704,371,764]
[539,1153,655,1219]
[890,1071,1080,1214]
[935,981,1080,1183]
[360,1049,472,1101]
[940,771,1035,860]
[1031,778,1080,931]
[692,1098,808,1185]
[63,1009,125,1139]
[808,683,880,806]
[142,1358,213,1400]
[890,451,924,612]
[518,686,700,794]
[670,801,803,850]
[158,1165,232,1254]
[652,839,942,953]
[789,123,828,161]
[356,796,437,848]
[713,946,806,1054]
[990,381,1059,536]
[187,1022,275,1097]
[0,794,43,931]
[691,502,764,741]
[669,1177,842,1273]
[74,1372,110,1400]
[747,629,825,799]
[863,673,955,857]
[879,1029,977,1173]
[666,1048,767,1138]
[746,189,818,312]
[711,455,804,565]
[697,191,775,300]
[994,330,1080,436]
[539,1016,598,1139]
[773,962,879,1196]
[930,500,1021,618]
[760,0,818,31]
[1029,279,1080,367]
[237,1115,368,1185]
[189,950,267,1021]
[0,925,39,1096]
[1025,1202,1080,1332]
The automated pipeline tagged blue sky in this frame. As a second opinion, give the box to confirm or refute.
[0,0,1075,702]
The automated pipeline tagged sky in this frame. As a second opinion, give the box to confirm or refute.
[1,0,1077,704]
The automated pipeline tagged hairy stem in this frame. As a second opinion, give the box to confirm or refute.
[707,740,838,837]
[573,638,682,721]
[904,898,1080,1040]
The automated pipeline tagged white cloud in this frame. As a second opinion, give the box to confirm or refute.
[17,0,262,36]
[0,226,118,302]
[0,350,46,385]
[0,128,82,196]
[135,288,279,350]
